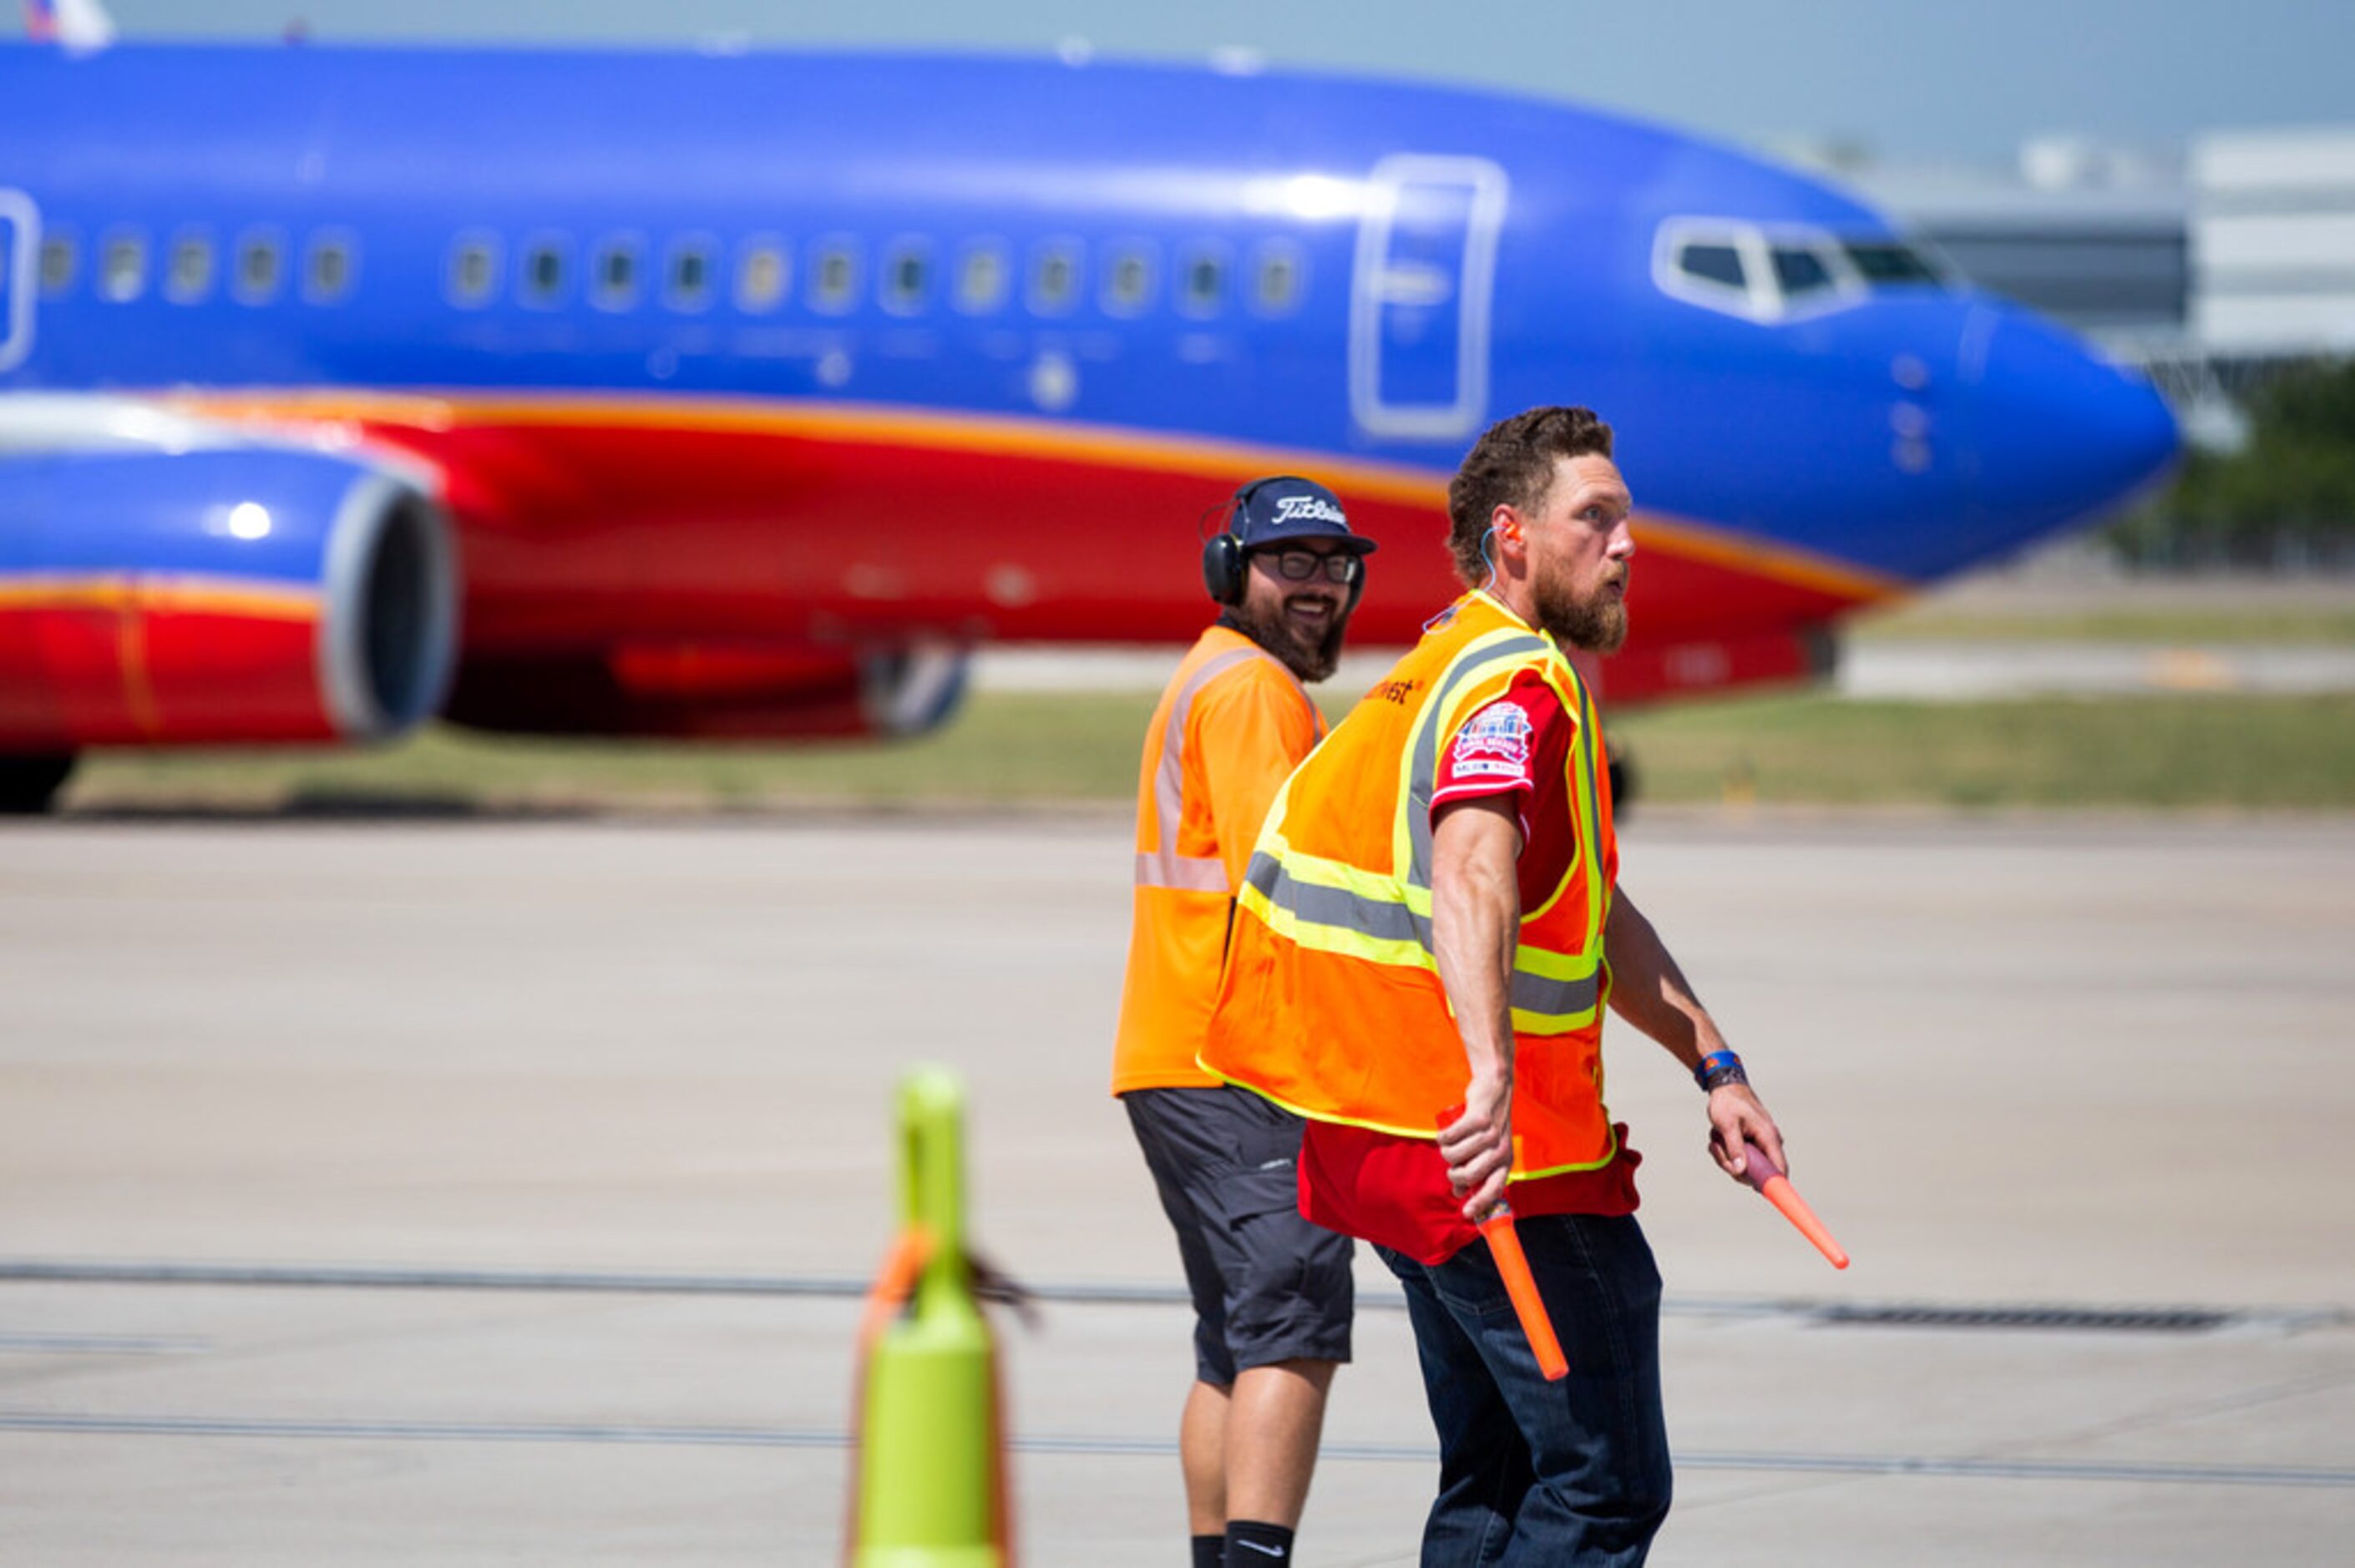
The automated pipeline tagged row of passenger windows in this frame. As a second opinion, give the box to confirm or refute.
[447,231,1307,320]
[34,223,1312,321]
[40,227,356,306]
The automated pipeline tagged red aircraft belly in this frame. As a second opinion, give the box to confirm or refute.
[180,392,1900,706]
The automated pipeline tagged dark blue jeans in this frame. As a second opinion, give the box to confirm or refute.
[1378,1213,1671,1566]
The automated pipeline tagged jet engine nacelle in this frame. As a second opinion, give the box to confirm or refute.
[0,447,458,748]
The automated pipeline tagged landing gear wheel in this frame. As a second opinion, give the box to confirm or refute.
[0,753,78,815]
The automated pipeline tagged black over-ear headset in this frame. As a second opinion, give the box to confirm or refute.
[1199,478,1265,608]
[1202,477,1365,613]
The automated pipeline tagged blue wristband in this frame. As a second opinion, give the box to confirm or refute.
[1694,1050,1745,1091]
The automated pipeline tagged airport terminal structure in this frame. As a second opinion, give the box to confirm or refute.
[1814,125,2355,448]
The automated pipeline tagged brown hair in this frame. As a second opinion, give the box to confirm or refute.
[1445,407,1615,584]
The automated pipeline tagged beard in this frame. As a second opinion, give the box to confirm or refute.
[1535,570,1628,654]
[1230,595,1349,682]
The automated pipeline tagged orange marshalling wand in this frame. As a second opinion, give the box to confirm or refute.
[1472,1206,1570,1381]
[1739,1141,1849,1269]
[1440,1106,1569,1381]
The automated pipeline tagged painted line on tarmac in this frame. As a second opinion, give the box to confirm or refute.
[2,1410,2349,1490]
[3,1258,2342,1335]
[0,1333,209,1355]
[0,1258,868,1298]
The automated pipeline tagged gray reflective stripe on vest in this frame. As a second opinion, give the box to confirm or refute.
[1135,645,1305,892]
[1247,848,1597,1015]
[1512,967,1598,1018]
[1245,850,1430,946]
[1134,851,1228,892]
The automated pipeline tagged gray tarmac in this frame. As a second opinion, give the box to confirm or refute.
[2,812,2352,1565]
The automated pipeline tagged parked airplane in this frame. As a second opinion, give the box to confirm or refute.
[0,27,2179,811]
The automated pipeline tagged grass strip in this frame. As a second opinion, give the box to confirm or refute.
[58,690,2355,815]
[1847,606,2355,645]
[1612,692,2355,810]
[65,691,1160,815]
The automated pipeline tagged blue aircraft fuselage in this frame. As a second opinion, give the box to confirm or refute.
[0,44,2178,773]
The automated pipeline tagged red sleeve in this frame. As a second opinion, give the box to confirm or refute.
[1430,672,1572,842]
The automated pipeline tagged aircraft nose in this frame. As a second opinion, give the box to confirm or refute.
[1962,306,2180,549]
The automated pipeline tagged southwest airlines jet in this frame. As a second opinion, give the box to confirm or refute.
[0,20,2179,811]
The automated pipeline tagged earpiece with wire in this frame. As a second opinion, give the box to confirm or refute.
[1427,524,1502,633]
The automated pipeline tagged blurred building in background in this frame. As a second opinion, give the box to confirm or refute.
[1802,124,2355,370]
[2193,129,2355,362]
[1826,137,2189,351]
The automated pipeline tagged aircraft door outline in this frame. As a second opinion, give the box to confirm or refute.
[1348,155,1509,442]
[0,190,37,375]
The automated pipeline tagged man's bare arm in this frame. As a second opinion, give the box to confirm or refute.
[1430,795,1522,1219]
[1603,891,1786,1180]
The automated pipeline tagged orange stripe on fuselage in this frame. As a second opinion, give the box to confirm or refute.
[170,389,1451,505]
[166,389,1906,608]
[0,574,322,621]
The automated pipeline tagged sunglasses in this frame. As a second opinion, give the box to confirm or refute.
[1255,549,1362,585]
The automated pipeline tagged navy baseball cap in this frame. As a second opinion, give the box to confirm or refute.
[1232,476,1379,554]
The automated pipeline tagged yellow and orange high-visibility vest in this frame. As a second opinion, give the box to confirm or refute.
[1112,625,1329,1095]
[1201,592,1618,1179]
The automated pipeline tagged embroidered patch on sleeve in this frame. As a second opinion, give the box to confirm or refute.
[1448,701,1536,780]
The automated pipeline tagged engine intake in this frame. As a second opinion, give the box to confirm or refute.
[0,448,458,747]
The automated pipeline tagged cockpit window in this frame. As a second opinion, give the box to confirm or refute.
[1676,242,1747,292]
[1771,245,1835,299]
[1657,218,1899,323]
[1842,241,1943,286]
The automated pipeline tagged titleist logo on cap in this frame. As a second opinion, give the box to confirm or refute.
[1274,494,1347,525]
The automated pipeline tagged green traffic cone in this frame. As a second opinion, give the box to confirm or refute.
[851,1067,1008,1567]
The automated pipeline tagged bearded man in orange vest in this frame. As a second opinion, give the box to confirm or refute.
[1203,407,1788,1566]
[1112,475,1377,1568]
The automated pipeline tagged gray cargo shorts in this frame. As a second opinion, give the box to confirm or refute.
[1124,1084,1354,1386]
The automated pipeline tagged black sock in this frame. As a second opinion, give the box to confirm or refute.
[1193,1534,1225,1568]
[1225,1519,1296,1563]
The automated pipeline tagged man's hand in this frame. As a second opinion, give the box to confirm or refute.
[1439,1074,1514,1221]
[1704,1081,1785,1181]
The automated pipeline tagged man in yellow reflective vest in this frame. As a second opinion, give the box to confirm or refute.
[1113,475,1377,1568]
[1203,408,1788,1565]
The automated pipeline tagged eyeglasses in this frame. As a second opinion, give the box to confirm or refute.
[1255,549,1361,585]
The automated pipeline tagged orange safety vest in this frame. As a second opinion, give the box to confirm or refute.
[1201,592,1618,1179]
[1111,625,1329,1095]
